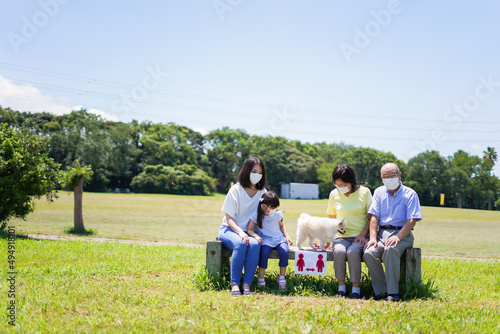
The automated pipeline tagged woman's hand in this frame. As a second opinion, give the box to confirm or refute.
[353,234,367,246]
[286,237,293,246]
[255,235,263,244]
[239,231,250,245]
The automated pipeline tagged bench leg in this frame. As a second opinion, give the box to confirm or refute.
[401,248,421,291]
[206,240,223,276]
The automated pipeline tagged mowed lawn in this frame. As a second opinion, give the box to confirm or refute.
[11,191,500,259]
[0,237,498,333]
[2,192,500,332]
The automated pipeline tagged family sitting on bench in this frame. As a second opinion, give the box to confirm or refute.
[217,157,422,301]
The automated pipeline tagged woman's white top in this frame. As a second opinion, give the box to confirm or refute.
[220,183,267,232]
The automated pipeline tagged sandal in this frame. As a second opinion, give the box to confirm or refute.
[277,277,286,290]
[243,289,252,295]
[257,278,266,287]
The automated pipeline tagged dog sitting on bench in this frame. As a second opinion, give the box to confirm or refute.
[296,213,346,251]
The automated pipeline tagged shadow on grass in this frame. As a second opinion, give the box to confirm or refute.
[63,226,96,236]
[193,261,438,301]
[0,229,14,239]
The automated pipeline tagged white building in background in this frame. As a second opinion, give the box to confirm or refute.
[281,183,319,200]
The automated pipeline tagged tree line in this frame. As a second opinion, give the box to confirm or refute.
[1,106,499,210]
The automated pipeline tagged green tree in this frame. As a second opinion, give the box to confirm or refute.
[337,147,404,192]
[315,142,353,165]
[137,122,201,167]
[206,127,250,193]
[406,151,447,206]
[249,136,319,193]
[476,155,499,210]
[62,162,93,233]
[0,124,60,230]
[106,122,141,189]
[447,150,482,209]
[443,165,469,208]
[483,146,498,165]
[131,164,216,195]
[318,162,336,198]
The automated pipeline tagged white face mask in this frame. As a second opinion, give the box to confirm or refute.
[250,172,262,185]
[383,177,400,191]
[267,208,277,216]
[336,185,350,194]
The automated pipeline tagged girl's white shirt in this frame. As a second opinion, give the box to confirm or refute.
[249,210,286,247]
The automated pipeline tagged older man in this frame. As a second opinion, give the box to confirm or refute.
[363,163,422,302]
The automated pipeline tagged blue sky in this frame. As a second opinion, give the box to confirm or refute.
[1,1,500,175]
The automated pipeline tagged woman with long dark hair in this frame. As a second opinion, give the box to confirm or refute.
[218,157,267,295]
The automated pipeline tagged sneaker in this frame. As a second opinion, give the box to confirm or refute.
[257,278,266,287]
[387,294,400,302]
[277,277,286,290]
[373,293,387,301]
[350,292,360,299]
[337,290,346,297]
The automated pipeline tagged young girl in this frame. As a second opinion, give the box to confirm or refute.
[247,191,293,290]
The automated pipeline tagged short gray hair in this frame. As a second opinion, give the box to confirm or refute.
[380,163,400,175]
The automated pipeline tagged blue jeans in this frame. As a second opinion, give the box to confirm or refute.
[259,243,289,268]
[218,226,261,286]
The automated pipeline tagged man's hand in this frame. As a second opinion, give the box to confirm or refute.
[364,239,377,250]
[385,235,400,247]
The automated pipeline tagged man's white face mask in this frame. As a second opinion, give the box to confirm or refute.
[383,177,400,191]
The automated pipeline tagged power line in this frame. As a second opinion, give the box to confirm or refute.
[4,61,500,125]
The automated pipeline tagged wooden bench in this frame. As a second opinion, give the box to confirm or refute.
[206,240,421,291]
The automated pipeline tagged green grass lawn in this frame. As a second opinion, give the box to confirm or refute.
[2,192,500,332]
[11,191,500,258]
[0,237,498,333]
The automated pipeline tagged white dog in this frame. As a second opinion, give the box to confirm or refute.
[296,213,346,251]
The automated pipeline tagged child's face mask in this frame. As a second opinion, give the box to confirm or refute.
[267,208,277,216]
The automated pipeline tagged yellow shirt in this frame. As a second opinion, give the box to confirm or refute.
[326,185,372,238]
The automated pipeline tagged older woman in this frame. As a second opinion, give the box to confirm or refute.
[218,157,267,295]
[327,164,372,299]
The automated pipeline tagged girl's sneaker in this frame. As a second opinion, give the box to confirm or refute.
[277,276,286,290]
[257,278,266,287]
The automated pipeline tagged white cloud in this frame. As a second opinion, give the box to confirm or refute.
[71,105,119,122]
[193,127,209,135]
[0,75,119,121]
[469,144,484,156]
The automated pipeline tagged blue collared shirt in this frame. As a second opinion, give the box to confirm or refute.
[368,184,422,227]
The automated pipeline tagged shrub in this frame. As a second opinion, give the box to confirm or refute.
[131,164,217,195]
